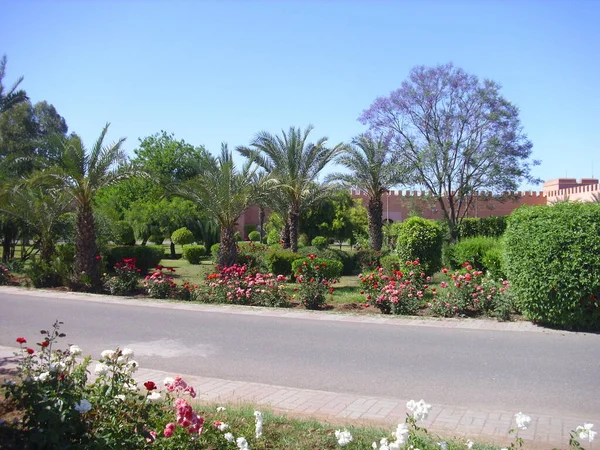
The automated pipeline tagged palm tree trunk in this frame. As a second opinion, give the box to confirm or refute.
[368,195,383,251]
[218,225,237,267]
[75,202,100,290]
[289,201,300,253]
[280,220,290,249]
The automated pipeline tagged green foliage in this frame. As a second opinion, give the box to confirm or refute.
[292,257,343,281]
[234,231,242,242]
[456,216,507,239]
[380,254,401,274]
[112,220,135,245]
[311,236,328,249]
[447,236,501,272]
[0,263,11,284]
[182,245,206,264]
[265,248,302,276]
[25,244,77,288]
[359,266,425,315]
[355,248,387,272]
[266,228,280,245]
[248,230,261,242]
[26,258,62,288]
[395,217,443,276]
[235,241,268,272]
[243,224,257,236]
[298,246,356,275]
[481,245,507,280]
[149,235,164,245]
[298,233,310,247]
[170,227,194,246]
[210,243,220,262]
[505,203,600,330]
[105,245,164,274]
[103,258,141,295]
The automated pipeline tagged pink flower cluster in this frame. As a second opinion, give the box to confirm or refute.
[163,398,204,437]
[164,376,196,398]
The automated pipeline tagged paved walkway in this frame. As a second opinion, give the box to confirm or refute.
[1,286,598,449]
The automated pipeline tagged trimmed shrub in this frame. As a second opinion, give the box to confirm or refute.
[248,230,261,242]
[298,246,356,275]
[170,227,194,246]
[210,243,220,262]
[292,257,343,281]
[112,221,135,245]
[311,236,328,250]
[456,216,507,240]
[243,224,257,237]
[481,245,506,281]
[355,248,386,272]
[105,245,165,274]
[395,217,443,276]
[266,229,280,245]
[448,236,500,272]
[380,254,401,275]
[265,249,302,276]
[504,203,600,330]
[182,245,206,264]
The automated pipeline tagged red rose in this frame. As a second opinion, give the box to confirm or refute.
[95,255,102,260]
[16,337,27,344]
[144,381,157,391]
[26,348,34,354]
[41,341,49,347]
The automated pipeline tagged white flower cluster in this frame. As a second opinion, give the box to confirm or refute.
[335,429,353,446]
[372,423,409,449]
[406,399,432,421]
[576,423,597,443]
[514,411,531,430]
[254,410,263,439]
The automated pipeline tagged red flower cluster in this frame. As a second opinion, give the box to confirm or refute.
[144,381,157,391]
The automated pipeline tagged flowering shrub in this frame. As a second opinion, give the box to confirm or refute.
[0,263,12,285]
[201,264,290,307]
[293,254,340,310]
[429,263,514,318]
[359,261,427,315]
[143,265,179,299]
[236,241,268,273]
[104,257,141,295]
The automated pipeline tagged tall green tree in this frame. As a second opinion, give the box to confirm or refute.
[43,124,128,289]
[172,144,267,266]
[327,135,406,251]
[237,125,344,252]
[0,55,28,113]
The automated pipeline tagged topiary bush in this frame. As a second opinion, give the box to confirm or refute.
[210,243,220,262]
[265,248,302,276]
[291,257,343,281]
[248,230,261,242]
[311,236,328,250]
[105,245,165,274]
[170,227,194,246]
[182,245,206,264]
[505,203,600,330]
[395,217,443,276]
[112,221,135,246]
[447,236,501,272]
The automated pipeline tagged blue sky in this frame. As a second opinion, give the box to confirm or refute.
[2,0,598,191]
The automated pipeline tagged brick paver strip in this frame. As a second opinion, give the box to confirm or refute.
[1,287,599,448]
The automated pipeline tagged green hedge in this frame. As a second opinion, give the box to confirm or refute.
[456,216,507,239]
[265,249,302,276]
[395,217,443,276]
[210,243,220,262]
[299,246,357,275]
[447,236,501,272]
[248,231,261,242]
[182,245,206,264]
[105,245,165,274]
[291,257,343,280]
[504,203,600,330]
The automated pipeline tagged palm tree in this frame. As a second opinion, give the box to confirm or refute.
[0,180,72,262]
[326,135,407,251]
[44,124,128,289]
[171,144,268,267]
[0,55,28,113]
[237,125,344,252]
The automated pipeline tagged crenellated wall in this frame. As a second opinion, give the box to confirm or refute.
[235,178,600,238]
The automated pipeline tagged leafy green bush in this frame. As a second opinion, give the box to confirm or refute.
[298,233,310,247]
[311,236,328,249]
[505,203,600,330]
[236,242,268,272]
[299,246,356,275]
[456,216,507,239]
[170,227,194,246]
[26,259,63,288]
[266,229,280,245]
[448,236,500,271]
[395,217,443,276]
[243,224,257,236]
[248,230,261,242]
[234,231,242,242]
[25,245,77,288]
[210,243,220,262]
[481,245,506,280]
[105,245,164,274]
[380,254,401,274]
[355,249,386,272]
[149,235,164,245]
[103,258,141,295]
[112,220,135,245]
[182,245,206,264]
[292,257,343,281]
[265,249,302,275]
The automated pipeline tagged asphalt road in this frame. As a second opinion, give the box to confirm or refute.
[1,291,599,419]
